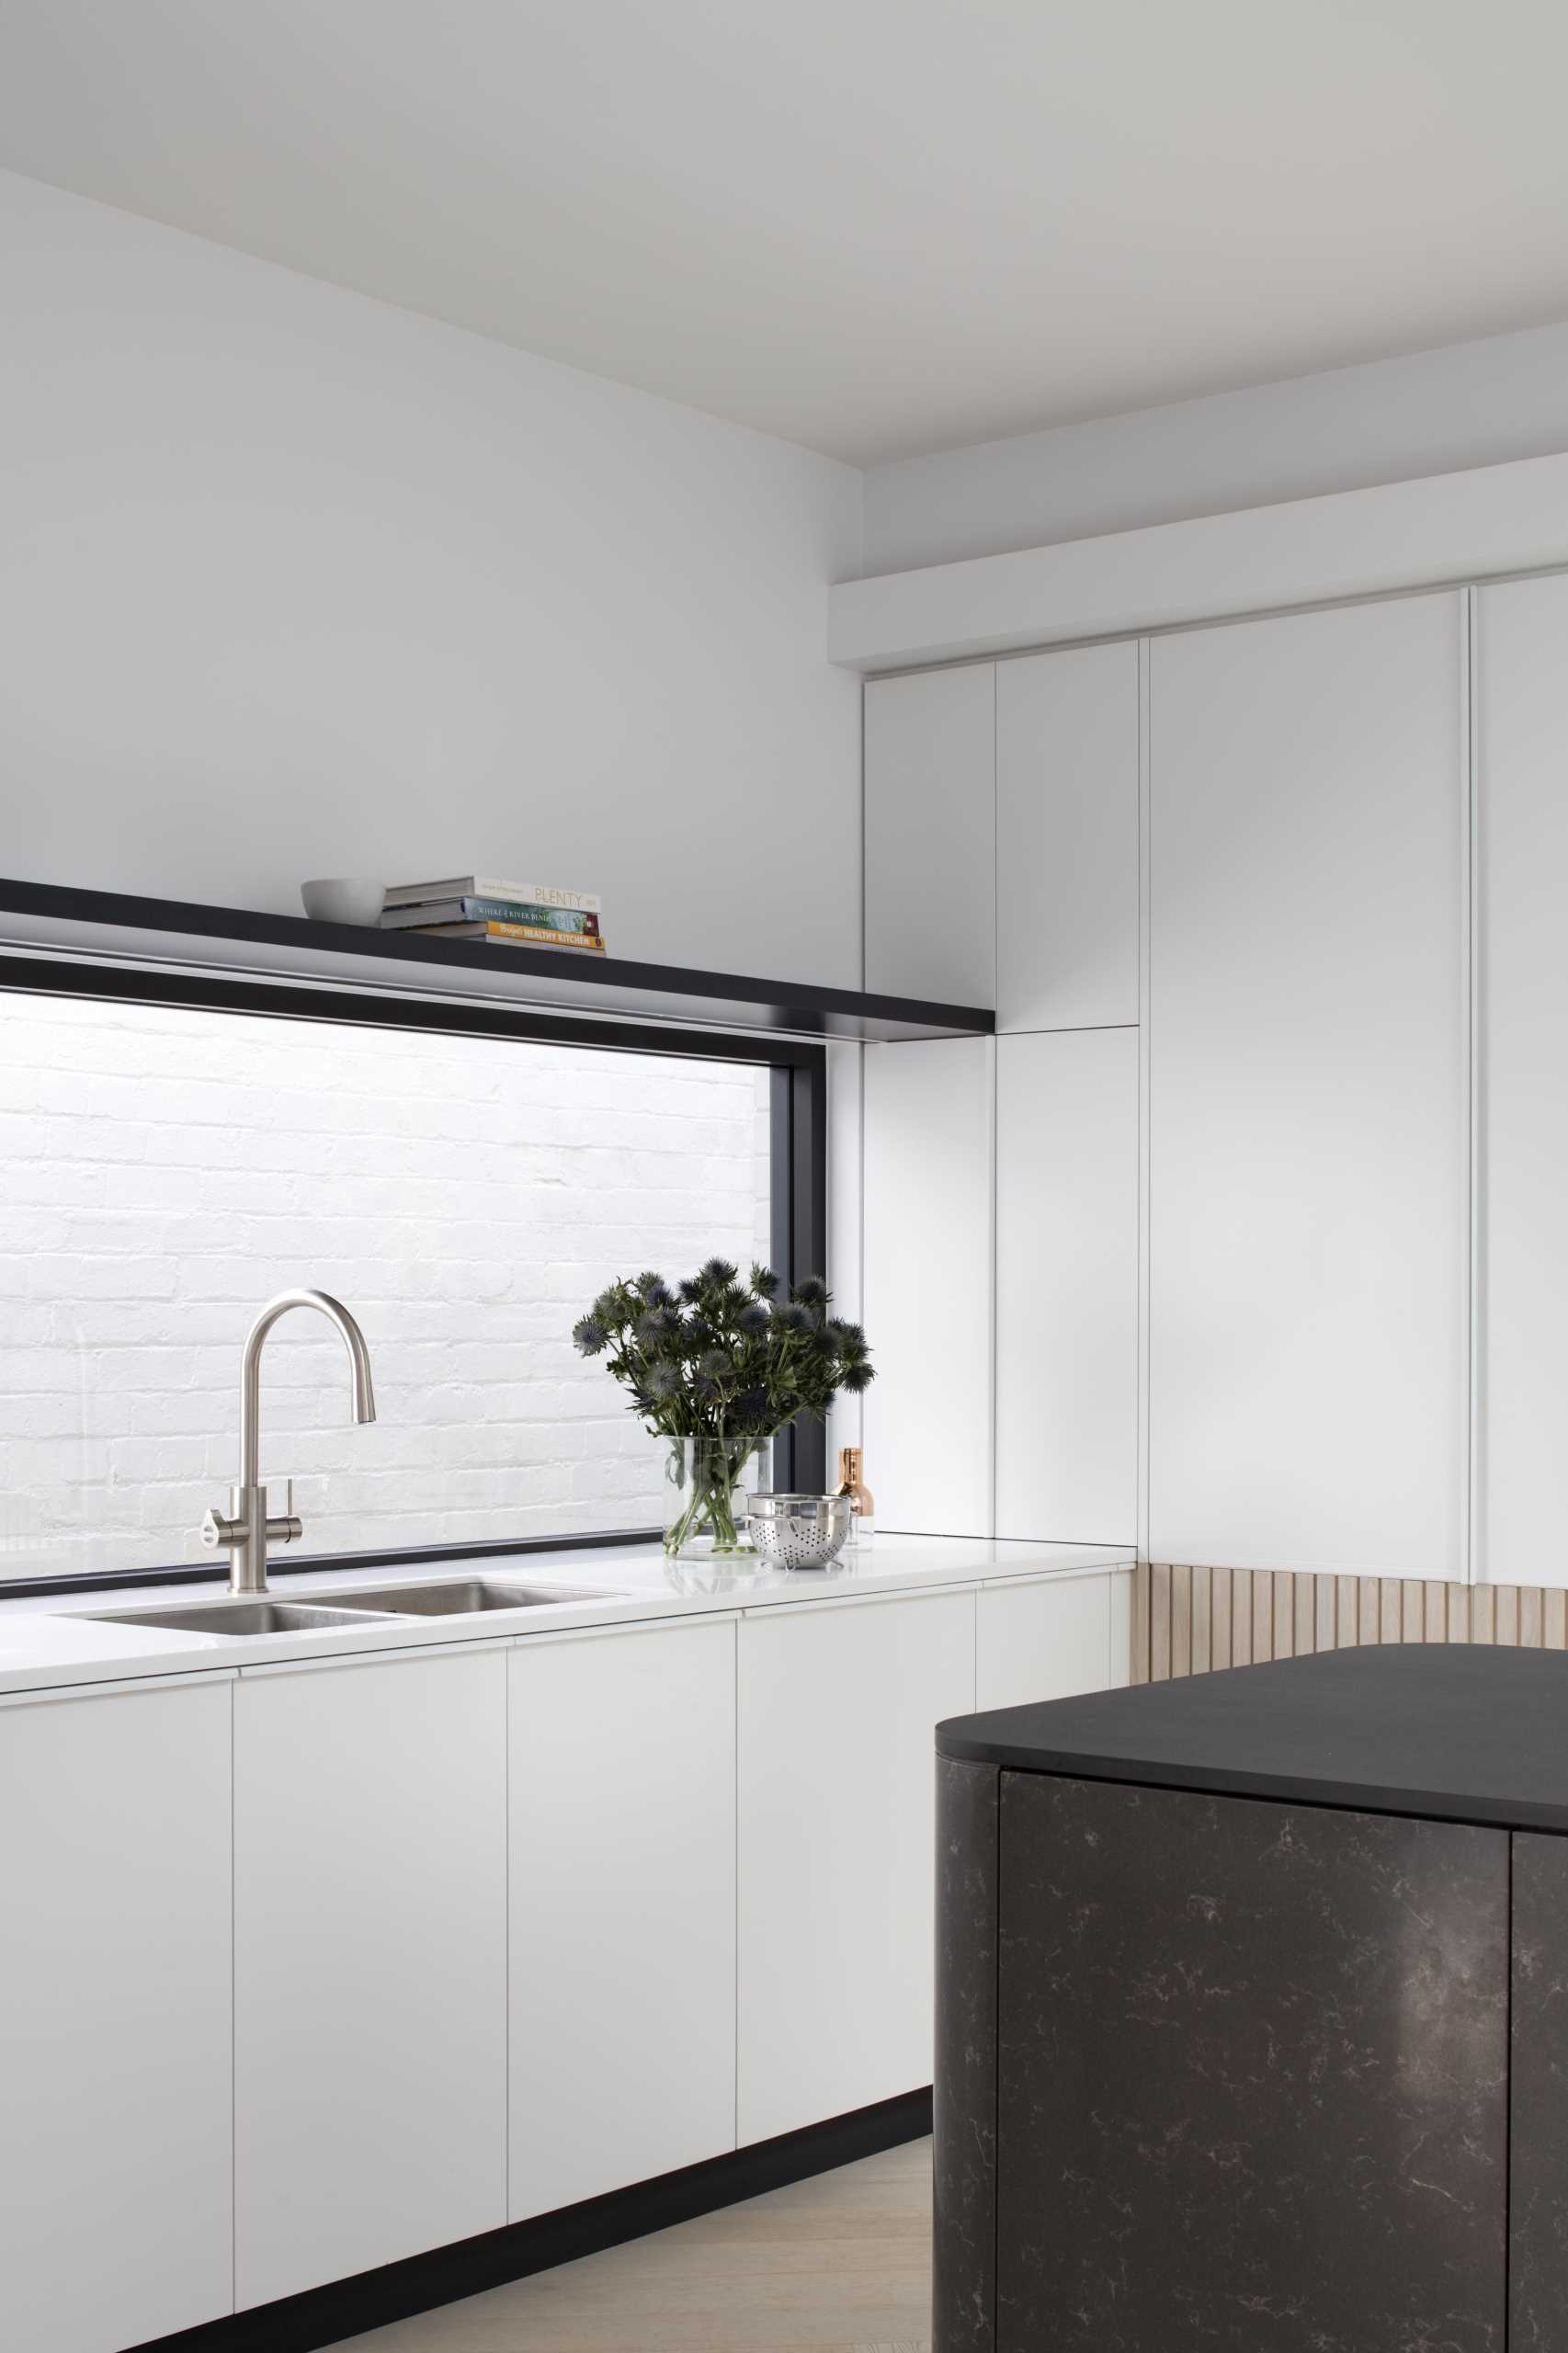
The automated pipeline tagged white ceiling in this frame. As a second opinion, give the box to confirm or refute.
[3,0,1568,467]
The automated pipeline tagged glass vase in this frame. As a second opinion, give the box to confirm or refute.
[664,1435,768,1559]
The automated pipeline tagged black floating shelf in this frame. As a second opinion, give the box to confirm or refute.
[0,879,994,1049]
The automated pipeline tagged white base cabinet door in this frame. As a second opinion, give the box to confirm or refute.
[737,1589,976,2145]
[0,1677,233,2353]
[234,1647,507,2309]
[508,1618,738,2219]
[976,1572,1125,1711]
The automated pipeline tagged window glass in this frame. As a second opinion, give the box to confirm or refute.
[0,995,772,1581]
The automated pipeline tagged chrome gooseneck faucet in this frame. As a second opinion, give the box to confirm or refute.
[202,1288,377,1595]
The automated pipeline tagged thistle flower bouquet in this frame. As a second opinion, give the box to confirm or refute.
[573,1257,874,1555]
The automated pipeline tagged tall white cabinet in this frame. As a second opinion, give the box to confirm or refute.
[1476,574,1568,1586]
[862,1034,994,1536]
[864,662,995,1005]
[995,641,1139,1032]
[995,1028,1139,1543]
[1146,595,1466,1577]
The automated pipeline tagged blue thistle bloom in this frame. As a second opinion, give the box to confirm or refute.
[749,1264,779,1298]
[634,1270,665,1296]
[572,1317,608,1357]
[838,1360,875,1393]
[775,1302,812,1334]
[733,1385,771,1427]
[792,1274,829,1308]
[700,1256,738,1288]
[645,1361,681,1401]
[737,1302,769,1335]
[643,1280,675,1311]
[698,1348,733,1382]
[678,1277,703,1304]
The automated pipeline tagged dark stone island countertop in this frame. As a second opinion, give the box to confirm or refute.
[937,1640,1568,1833]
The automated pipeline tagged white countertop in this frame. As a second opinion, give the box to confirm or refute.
[0,1537,1135,1699]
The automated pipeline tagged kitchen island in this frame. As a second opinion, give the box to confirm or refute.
[935,1643,1568,2352]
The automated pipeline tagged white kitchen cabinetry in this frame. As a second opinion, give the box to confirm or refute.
[864,663,995,1006]
[1476,574,1568,1586]
[996,641,1140,1032]
[0,1676,233,2353]
[233,1646,508,2309]
[863,1036,994,1536]
[1148,593,1466,1578]
[995,1028,1138,1543]
[976,1572,1127,1710]
[736,1587,976,2143]
[508,1618,738,2217]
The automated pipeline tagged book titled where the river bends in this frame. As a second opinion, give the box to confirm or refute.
[414,919,608,952]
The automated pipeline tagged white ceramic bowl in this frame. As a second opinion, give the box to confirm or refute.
[301,878,386,926]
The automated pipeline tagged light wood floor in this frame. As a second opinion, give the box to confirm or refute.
[341,2138,932,2353]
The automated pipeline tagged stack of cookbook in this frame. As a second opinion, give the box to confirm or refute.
[381,874,605,953]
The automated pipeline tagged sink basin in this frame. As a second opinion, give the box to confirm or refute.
[320,1578,617,1615]
[80,1599,402,1636]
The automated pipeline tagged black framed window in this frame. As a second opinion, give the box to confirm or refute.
[0,959,825,1597]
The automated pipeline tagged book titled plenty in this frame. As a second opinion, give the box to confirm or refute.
[383,896,600,936]
[417,919,607,953]
[384,876,600,913]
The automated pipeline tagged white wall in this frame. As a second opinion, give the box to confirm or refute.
[863,319,1568,575]
[0,170,862,987]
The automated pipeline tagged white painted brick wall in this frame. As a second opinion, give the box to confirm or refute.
[0,997,771,1580]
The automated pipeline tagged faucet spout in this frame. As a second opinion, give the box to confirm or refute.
[204,1289,378,1595]
[239,1288,376,1488]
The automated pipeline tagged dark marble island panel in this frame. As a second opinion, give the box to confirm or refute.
[935,1645,1568,2353]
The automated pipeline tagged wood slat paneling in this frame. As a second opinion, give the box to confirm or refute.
[1129,1567,1568,1684]
[1150,1564,1172,1681]
[1211,1567,1233,1673]
[1170,1564,1192,1680]
[1131,1563,1150,1685]
[1191,1565,1212,1676]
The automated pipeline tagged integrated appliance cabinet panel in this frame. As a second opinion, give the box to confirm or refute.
[507,1618,738,2218]
[994,1027,1137,1546]
[863,1035,994,1536]
[994,1774,1508,2353]
[1147,592,1466,1577]
[995,640,1139,1032]
[233,1646,508,2309]
[0,1678,234,2353]
[1476,574,1568,1586]
[864,663,996,1007]
[737,1588,977,2143]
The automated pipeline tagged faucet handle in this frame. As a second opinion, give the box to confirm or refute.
[265,1479,303,1548]
[201,1505,242,1550]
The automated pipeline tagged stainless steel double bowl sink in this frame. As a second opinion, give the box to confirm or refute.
[83,1579,617,1638]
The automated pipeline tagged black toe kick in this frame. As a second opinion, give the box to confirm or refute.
[130,2090,933,2353]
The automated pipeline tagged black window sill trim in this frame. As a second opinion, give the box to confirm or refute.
[0,1527,665,1606]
